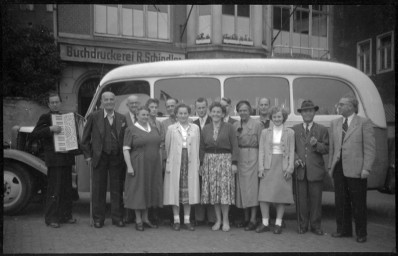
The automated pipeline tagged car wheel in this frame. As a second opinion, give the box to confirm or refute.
[4,162,33,215]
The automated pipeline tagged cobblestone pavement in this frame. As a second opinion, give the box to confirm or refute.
[3,191,396,254]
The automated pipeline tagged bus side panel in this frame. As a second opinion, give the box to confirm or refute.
[368,127,388,189]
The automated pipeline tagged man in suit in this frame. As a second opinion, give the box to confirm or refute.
[125,95,140,127]
[292,100,329,235]
[81,91,127,228]
[258,97,271,129]
[328,94,376,243]
[193,97,216,225]
[31,91,76,228]
[221,97,237,124]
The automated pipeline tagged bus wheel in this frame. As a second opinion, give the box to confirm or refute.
[4,162,33,215]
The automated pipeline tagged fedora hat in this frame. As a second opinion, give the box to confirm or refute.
[297,100,319,113]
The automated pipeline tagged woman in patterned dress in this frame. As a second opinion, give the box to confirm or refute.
[200,102,239,232]
[123,106,163,231]
[163,104,201,231]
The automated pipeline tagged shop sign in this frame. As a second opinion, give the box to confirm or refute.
[60,44,185,65]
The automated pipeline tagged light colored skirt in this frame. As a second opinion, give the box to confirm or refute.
[258,154,294,204]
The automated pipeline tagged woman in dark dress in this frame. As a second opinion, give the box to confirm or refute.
[123,106,163,231]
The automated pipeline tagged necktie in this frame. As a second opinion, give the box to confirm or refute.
[342,118,348,143]
[305,124,309,136]
[108,115,114,125]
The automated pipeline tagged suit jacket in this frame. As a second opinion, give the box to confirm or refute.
[328,115,376,178]
[292,122,329,181]
[31,112,75,167]
[125,112,135,128]
[81,109,127,168]
[193,115,212,132]
[258,125,295,174]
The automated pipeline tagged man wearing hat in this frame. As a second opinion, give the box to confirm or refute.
[292,100,329,235]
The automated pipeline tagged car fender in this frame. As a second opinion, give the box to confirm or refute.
[4,149,47,175]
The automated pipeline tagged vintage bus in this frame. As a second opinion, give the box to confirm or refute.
[4,59,389,214]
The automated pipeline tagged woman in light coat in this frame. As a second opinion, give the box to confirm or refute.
[164,103,200,231]
[257,106,295,235]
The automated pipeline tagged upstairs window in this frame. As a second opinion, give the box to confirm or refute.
[357,39,372,75]
[198,5,212,40]
[94,4,170,40]
[222,5,251,40]
[377,31,394,73]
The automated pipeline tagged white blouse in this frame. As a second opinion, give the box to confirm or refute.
[272,125,283,154]
[178,122,190,148]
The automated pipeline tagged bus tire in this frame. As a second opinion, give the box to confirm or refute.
[4,162,33,215]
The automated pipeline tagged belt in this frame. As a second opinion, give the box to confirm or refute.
[205,148,231,154]
[238,145,258,149]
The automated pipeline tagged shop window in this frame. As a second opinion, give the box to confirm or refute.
[224,77,290,116]
[154,78,220,117]
[222,5,251,41]
[197,5,212,40]
[293,77,355,115]
[94,4,170,40]
[377,31,394,73]
[357,39,372,75]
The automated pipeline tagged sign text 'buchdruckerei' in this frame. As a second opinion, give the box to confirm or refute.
[60,44,185,65]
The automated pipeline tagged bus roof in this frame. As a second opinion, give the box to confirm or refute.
[99,58,386,128]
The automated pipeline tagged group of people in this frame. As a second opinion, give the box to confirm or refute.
[33,91,375,243]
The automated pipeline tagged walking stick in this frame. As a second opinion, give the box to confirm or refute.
[89,160,93,227]
[294,166,301,232]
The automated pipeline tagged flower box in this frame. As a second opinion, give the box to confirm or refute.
[240,40,254,46]
[223,38,240,45]
[195,38,211,45]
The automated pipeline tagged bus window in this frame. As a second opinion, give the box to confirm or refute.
[293,77,355,115]
[224,77,290,115]
[96,80,150,114]
[154,78,221,116]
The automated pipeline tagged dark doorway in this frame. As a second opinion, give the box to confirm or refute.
[78,77,100,116]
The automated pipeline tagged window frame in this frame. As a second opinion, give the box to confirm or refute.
[93,4,171,42]
[197,5,213,41]
[222,5,252,40]
[376,31,394,74]
[356,38,372,76]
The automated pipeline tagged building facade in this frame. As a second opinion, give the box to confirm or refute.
[11,4,377,117]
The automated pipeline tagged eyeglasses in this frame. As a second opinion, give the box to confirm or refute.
[337,103,350,107]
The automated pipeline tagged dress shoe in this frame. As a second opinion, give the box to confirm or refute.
[310,228,324,236]
[255,224,270,233]
[94,221,104,228]
[244,222,257,231]
[331,232,352,238]
[298,227,308,234]
[184,223,195,231]
[172,223,180,231]
[143,221,158,229]
[273,225,283,234]
[112,220,125,227]
[356,236,367,243]
[47,222,60,228]
[135,222,144,231]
